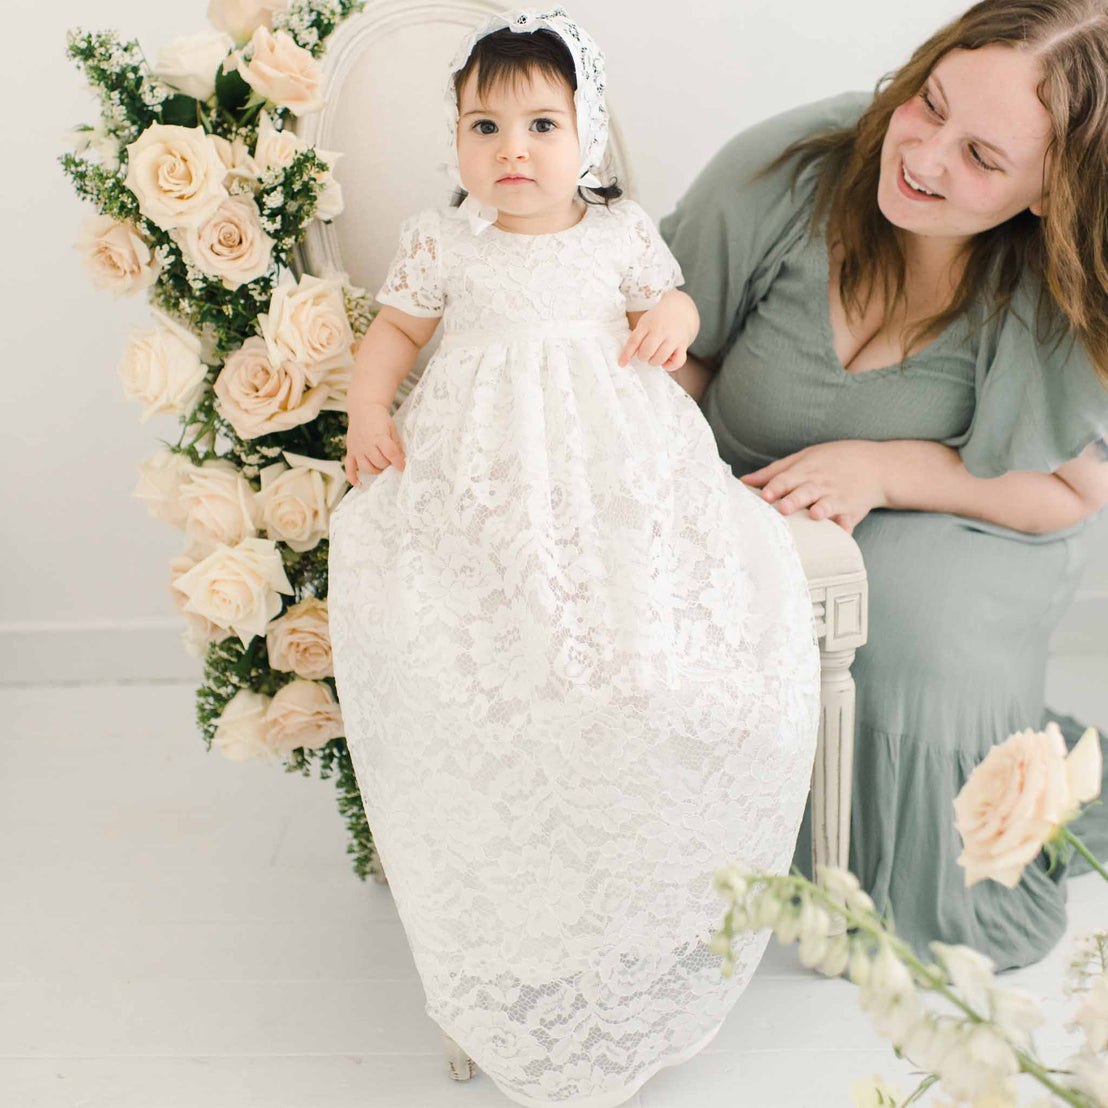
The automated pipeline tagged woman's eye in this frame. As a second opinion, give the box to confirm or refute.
[918,87,939,116]
[531,118,556,133]
[969,145,998,172]
[473,120,497,135]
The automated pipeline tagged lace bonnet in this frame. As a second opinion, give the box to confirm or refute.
[444,7,610,231]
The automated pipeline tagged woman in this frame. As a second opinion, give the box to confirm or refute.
[660,0,1108,971]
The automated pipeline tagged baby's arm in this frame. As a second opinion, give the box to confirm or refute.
[342,305,439,485]
[619,289,700,372]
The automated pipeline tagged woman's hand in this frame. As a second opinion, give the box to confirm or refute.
[342,402,406,486]
[741,440,889,534]
[619,289,699,371]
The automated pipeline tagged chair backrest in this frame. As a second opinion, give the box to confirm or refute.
[295,0,635,394]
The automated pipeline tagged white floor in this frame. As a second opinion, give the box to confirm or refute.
[2,658,1107,1108]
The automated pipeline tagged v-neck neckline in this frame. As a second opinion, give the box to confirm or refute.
[812,230,959,381]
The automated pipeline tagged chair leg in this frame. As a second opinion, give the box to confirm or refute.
[443,1032,476,1081]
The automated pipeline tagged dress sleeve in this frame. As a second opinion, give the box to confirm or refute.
[659,92,871,360]
[374,208,444,318]
[954,282,1108,477]
[618,200,685,311]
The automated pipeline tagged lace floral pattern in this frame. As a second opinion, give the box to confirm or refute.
[328,198,821,1107]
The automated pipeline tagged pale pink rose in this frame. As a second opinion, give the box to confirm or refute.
[169,553,234,658]
[212,688,275,760]
[231,28,323,116]
[152,30,234,101]
[133,448,197,528]
[172,536,294,647]
[117,310,207,422]
[208,0,288,45]
[264,679,344,754]
[178,458,261,553]
[124,123,229,231]
[76,214,160,296]
[210,133,261,189]
[258,271,354,384]
[252,111,305,171]
[256,451,347,552]
[265,596,332,679]
[213,335,331,439]
[176,195,274,290]
[954,723,1101,888]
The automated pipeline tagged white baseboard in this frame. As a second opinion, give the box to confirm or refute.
[0,594,1103,686]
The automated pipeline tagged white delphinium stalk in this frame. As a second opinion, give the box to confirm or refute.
[1072,972,1108,1054]
[712,865,1097,1107]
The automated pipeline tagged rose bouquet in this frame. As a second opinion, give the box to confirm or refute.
[60,0,386,879]
[712,722,1108,1107]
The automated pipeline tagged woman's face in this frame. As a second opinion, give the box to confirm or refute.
[877,45,1053,247]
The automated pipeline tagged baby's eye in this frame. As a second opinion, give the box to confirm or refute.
[530,118,557,133]
[472,120,497,135]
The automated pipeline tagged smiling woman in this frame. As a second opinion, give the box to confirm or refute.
[660,0,1108,972]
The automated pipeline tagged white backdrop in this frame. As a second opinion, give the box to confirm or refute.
[2,0,1104,683]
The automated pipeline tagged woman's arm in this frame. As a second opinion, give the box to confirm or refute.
[743,437,1108,534]
[881,439,1108,533]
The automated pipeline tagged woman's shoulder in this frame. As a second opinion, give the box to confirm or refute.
[703,91,871,186]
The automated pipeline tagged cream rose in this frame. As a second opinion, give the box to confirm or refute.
[231,28,324,116]
[208,0,288,45]
[252,111,305,170]
[173,535,294,646]
[256,451,347,551]
[176,195,274,290]
[265,679,344,754]
[211,133,261,190]
[213,335,331,439]
[265,596,332,679]
[170,552,235,658]
[124,123,229,231]
[954,723,1103,888]
[118,310,208,422]
[178,458,261,553]
[212,688,276,760]
[314,152,344,222]
[258,271,354,384]
[76,214,160,296]
[134,448,197,528]
[152,30,234,101]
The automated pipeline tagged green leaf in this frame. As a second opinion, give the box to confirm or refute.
[160,94,200,127]
[215,64,251,112]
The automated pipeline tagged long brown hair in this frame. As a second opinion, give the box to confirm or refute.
[763,0,1108,382]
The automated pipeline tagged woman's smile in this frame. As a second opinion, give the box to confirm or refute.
[897,159,945,201]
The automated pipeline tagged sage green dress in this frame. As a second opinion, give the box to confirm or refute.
[660,92,1108,972]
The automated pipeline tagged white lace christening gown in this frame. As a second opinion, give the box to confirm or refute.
[327,198,820,1108]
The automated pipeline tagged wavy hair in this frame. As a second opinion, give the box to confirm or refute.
[762,0,1108,382]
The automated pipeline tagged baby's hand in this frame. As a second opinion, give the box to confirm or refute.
[618,290,699,372]
[343,402,406,486]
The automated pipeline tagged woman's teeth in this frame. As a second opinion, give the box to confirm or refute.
[903,164,940,197]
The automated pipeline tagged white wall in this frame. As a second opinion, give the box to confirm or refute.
[2,0,1104,683]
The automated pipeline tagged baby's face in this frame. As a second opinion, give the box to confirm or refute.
[456,67,581,226]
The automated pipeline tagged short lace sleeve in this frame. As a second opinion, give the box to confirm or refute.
[374,209,444,318]
[618,200,684,312]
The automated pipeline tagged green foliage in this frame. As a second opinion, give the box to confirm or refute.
[64,4,379,881]
[274,0,369,57]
